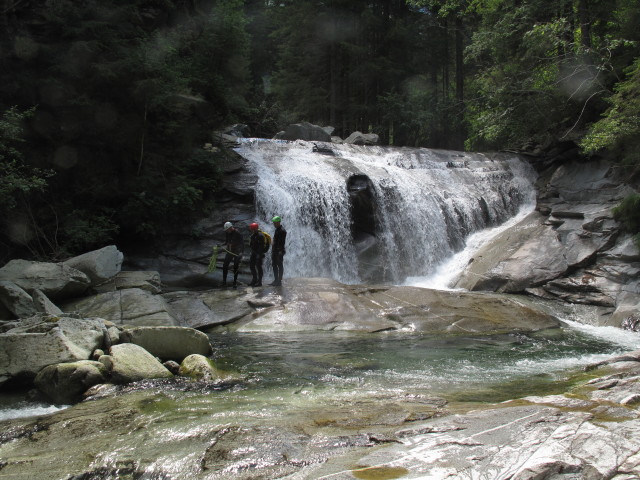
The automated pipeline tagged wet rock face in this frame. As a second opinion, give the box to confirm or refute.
[454,158,640,326]
[161,278,561,335]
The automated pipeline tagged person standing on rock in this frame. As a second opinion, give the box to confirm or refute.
[222,221,244,288]
[248,222,265,287]
[270,216,287,286]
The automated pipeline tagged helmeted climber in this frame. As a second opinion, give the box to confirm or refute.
[248,222,266,287]
[221,221,244,288]
[270,216,287,286]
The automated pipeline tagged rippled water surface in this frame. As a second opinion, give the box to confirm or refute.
[207,323,640,407]
[3,322,639,424]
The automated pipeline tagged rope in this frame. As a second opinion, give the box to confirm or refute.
[207,246,219,272]
[207,246,242,272]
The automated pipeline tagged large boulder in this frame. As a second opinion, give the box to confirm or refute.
[61,288,178,326]
[274,122,332,142]
[32,289,64,315]
[178,354,221,381]
[0,280,38,318]
[99,343,173,383]
[0,259,90,300]
[119,326,212,361]
[344,131,379,145]
[454,212,569,292]
[34,360,107,404]
[0,315,105,383]
[63,245,124,286]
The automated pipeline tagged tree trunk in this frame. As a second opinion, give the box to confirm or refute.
[455,15,465,149]
[577,0,591,49]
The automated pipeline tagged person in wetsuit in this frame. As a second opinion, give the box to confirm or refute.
[222,221,244,288]
[248,222,265,287]
[270,216,287,286]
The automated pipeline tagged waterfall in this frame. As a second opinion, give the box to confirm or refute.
[235,139,537,285]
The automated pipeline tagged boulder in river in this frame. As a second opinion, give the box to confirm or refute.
[99,343,173,384]
[34,360,108,404]
[119,326,212,361]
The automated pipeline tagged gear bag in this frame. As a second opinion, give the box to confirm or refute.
[260,230,272,253]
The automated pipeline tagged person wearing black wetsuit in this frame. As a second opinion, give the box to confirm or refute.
[270,216,287,286]
[248,222,265,287]
[222,221,244,288]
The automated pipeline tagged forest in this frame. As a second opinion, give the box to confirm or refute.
[1,0,639,262]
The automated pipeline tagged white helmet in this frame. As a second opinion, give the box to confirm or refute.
[224,221,233,230]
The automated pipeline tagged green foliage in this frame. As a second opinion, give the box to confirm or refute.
[612,193,640,249]
[118,148,222,240]
[269,0,436,142]
[581,58,640,173]
[0,1,245,259]
[4,0,640,261]
[61,209,120,253]
[464,0,638,151]
[0,107,53,210]
[379,84,460,147]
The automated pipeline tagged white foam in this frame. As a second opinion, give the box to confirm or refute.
[0,403,67,421]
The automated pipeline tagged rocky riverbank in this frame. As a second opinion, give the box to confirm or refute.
[0,246,230,402]
[1,244,565,395]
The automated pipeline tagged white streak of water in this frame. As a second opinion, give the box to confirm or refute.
[404,202,536,290]
[0,402,67,421]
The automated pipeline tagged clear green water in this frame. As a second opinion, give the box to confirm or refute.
[2,321,638,423]
[208,323,637,406]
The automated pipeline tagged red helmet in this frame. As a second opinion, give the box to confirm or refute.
[249,222,259,231]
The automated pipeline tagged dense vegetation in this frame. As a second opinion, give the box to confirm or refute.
[1,0,639,261]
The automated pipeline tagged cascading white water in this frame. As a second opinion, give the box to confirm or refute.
[235,139,537,285]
